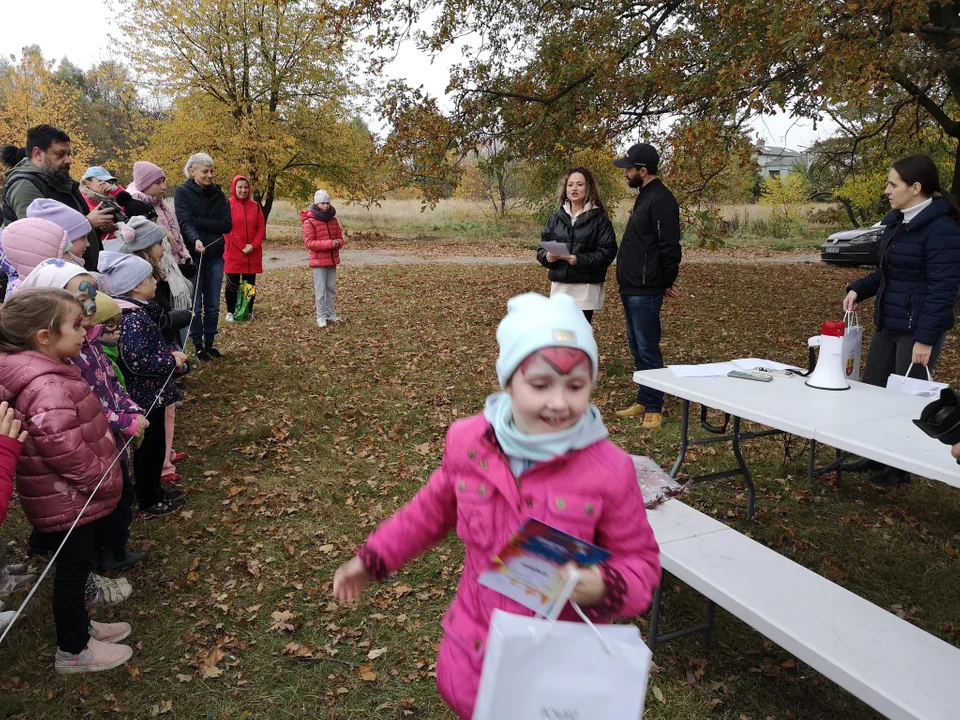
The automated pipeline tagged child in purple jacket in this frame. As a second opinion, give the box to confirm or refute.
[333,292,661,719]
[98,252,188,521]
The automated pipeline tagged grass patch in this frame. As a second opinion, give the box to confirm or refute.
[0,261,956,718]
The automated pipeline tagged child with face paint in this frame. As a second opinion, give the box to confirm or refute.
[333,292,661,719]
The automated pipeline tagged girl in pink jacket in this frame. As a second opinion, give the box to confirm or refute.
[334,292,661,719]
[0,288,133,674]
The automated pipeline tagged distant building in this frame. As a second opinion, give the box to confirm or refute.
[754,145,814,178]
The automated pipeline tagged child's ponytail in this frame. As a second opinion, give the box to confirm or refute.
[0,288,82,354]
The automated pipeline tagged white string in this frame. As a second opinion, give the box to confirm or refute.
[0,237,218,647]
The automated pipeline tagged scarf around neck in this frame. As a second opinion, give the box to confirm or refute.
[310,205,336,222]
[482,391,608,475]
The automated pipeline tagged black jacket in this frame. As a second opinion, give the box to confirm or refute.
[174,179,231,262]
[848,198,960,346]
[536,206,617,284]
[616,178,682,296]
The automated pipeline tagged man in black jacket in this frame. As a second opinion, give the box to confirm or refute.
[1,125,115,269]
[612,143,682,429]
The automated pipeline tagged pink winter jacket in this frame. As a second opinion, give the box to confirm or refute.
[2,218,72,296]
[0,350,122,533]
[357,413,661,719]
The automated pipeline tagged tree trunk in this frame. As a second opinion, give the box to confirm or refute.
[953,137,960,197]
[261,174,277,223]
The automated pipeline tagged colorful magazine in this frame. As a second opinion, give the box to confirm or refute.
[477,518,610,620]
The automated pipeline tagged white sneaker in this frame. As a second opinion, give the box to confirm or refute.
[328,315,343,323]
[0,609,16,634]
[317,317,327,328]
[225,313,235,323]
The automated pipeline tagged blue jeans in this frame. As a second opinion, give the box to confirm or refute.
[189,255,224,348]
[622,294,665,412]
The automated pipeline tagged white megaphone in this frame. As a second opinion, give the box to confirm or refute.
[805,320,850,391]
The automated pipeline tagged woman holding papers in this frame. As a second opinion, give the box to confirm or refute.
[843,154,960,486]
[536,168,617,323]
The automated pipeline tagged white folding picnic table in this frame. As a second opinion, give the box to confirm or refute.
[633,368,960,517]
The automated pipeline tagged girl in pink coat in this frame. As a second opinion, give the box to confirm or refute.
[334,292,661,719]
[0,287,133,674]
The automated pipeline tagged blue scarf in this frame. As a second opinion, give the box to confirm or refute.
[482,392,609,476]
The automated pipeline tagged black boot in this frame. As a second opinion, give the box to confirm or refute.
[100,549,147,572]
[205,343,222,360]
[195,345,211,362]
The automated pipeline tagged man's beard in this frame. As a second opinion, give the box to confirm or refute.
[627,176,643,189]
[40,160,71,182]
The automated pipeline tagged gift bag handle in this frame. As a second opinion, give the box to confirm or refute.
[843,309,860,328]
[528,567,615,656]
[900,363,934,388]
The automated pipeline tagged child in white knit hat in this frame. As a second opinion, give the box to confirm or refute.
[300,190,344,328]
[332,292,660,719]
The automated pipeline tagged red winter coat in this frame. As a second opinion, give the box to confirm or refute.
[0,434,23,526]
[223,175,265,275]
[357,413,661,719]
[0,351,121,533]
[301,209,343,268]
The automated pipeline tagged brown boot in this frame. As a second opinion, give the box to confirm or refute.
[641,412,663,430]
[616,403,646,418]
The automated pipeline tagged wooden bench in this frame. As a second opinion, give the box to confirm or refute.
[645,500,960,720]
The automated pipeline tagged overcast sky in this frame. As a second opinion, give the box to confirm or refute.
[3,0,834,150]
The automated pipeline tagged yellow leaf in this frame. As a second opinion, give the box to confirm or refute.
[358,663,377,681]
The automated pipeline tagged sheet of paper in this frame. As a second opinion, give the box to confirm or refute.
[668,362,739,378]
[539,241,570,255]
[732,358,803,372]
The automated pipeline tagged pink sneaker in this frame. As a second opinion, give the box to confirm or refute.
[55,638,133,674]
[89,620,131,644]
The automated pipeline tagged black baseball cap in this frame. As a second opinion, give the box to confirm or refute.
[613,143,660,170]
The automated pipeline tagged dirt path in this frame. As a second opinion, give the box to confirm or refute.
[262,249,822,270]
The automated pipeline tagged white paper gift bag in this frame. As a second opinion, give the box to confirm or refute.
[842,311,863,379]
[472,607,653,720]
[886,363,949,398]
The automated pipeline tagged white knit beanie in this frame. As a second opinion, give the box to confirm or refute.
[97,251,153,295]
[313,189,331,205]
[495,292,598,388]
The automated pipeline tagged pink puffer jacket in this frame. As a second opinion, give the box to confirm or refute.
[0,350,121,533]
[357,413,661,719]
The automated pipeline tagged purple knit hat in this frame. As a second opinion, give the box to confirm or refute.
[133,162,166,191]
[26,198,91,242]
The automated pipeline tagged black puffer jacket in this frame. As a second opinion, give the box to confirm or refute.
[174,179,231,262]
[536,206,617,284]
[848,198,960,346]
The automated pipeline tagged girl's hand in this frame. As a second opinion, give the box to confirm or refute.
[561,254,578,266]
[332,239,341,250]
[545,252,559,263]
[843,290,859,312]
[195,240,205,255]
[561,562,606,607]
[172,351,188,369]
[913,342,933,366]
[0,402,27,443]
[333,556,371,603]
[134,414,150,434]
[242,244,254,254]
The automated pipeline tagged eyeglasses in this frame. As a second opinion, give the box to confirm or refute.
[75,280,98,318]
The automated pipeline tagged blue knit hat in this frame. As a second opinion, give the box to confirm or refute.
[495,293,598,388]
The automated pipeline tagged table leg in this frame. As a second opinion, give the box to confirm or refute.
[670,399,691,479]
[647,579,663,652]
[808,438,817,486]
[731,416,756,520]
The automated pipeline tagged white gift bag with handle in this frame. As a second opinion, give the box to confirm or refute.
[842,311,863,379]
[886,363,949,398]
[472,604,653,720]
